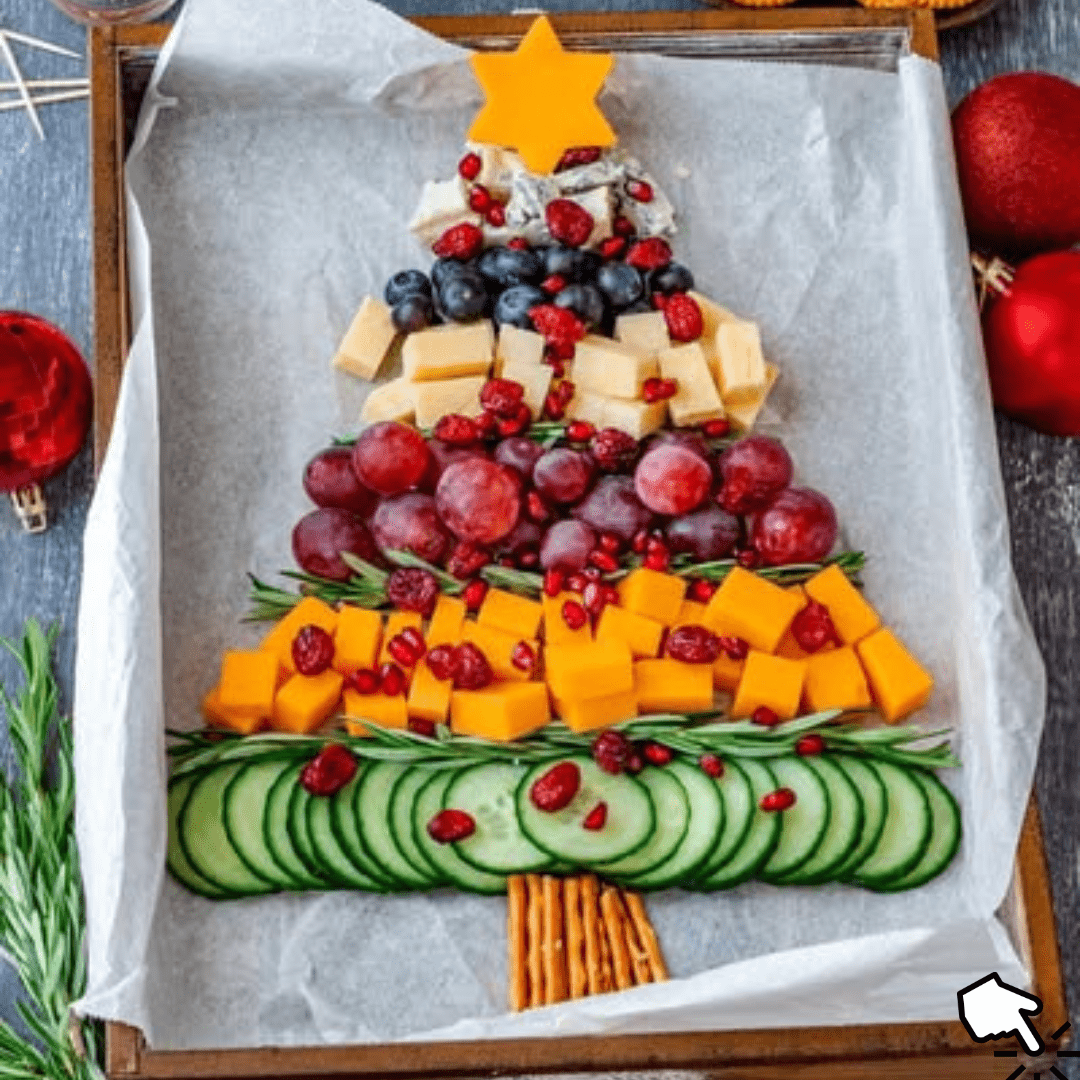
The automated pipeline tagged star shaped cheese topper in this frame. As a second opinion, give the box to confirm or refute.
[468,16,616,175]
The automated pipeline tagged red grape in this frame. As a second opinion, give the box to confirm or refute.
[292,508,380,581]
[665,504,740,560]
[496,519,543,557]
[540,519,596,572]
[351,421,432,496]
[435,458,522,544]
[427,439,489,481]
[750,487,838,565]
[633,445,711,516]
[532,448,594,505]
[371,492,452,565]
[572,475,655,543]
[303,447,378,516]
[717,435,793,515]
[493,437,545,482]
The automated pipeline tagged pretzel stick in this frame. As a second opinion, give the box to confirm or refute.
[542,876,568,1005]
[624,891,668,982]
[526,874,545,1008]
[564,876,587,999]
[507,875,528,1011]
[600,887,634,991]
[597,911,614,993]
[581,874,607,995]
[616,890,653,985]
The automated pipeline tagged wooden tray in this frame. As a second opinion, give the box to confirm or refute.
[88,13,1065,1079]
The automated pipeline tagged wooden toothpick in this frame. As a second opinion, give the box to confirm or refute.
[0,31,43,139]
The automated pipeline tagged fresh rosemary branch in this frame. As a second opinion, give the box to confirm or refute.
[0,621,101,1080]
[670,549,866,586]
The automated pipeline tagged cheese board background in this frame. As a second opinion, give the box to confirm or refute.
[86,11,1065,1078]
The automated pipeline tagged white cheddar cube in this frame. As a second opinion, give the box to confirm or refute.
[725,363,779,432]
[413,376,486,429]
[572,335,657,400]
[501,361,553,419]
[566,389,609,429]
[360,377,416,425]
[496,325,546,372]
[333,296,397,382]
[600,397,668,439]
[408,177,481,246]
[689,290,741,340]
[402,321,495,382]
[614,311,670,358]
[658,342,725,427]
[715,320,767,404]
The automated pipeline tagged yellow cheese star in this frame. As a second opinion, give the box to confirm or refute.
[468,16,616,175]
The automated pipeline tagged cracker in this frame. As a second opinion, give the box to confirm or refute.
[564,876,588,1000]
[526,873,545,1008]
[507,875,528,1011]
[624,890,668,983]
[600,886,633,991]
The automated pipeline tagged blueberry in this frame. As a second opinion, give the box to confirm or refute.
[649,262,694,295]
[431,256,480,290]
[596,261,644,309]
[392,294,434,333]
[438,272,488,322]
[543,246,601,283]
[384,269,431,307]
[554,284,605,330]
[479,246,544,289]
[494,284,546,328]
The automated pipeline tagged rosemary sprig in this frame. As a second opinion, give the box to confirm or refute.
[0,621,102,1079]
[670,549,866,586]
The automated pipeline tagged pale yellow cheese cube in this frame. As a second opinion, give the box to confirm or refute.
[689,291,741,340]
[725,363,779,432]
[412,376,486,429]
[658,342,725,427]
[333,296,397,381]
[600,396,668,439]
[401,321,495,382]
[566,388,609,428]
[572,335,657,400]
[360,376,415,425]
[501,360,553,419]
[715,320,767,404]
[496,325,546,371]
[614,311,670,358]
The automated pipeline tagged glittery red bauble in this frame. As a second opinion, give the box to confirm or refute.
[0,312,92,493]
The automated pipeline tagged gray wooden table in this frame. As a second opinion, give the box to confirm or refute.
[0,0,1077,1065]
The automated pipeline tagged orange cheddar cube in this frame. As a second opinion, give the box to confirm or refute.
[542,591,592,646]
[201,685,263,735]
[674,599,709,627]
[856,628,933,723]
[461,620,538,682]
[478,588,543,640]
[634,658,714,713]
[805,564,880,646]
[219,649,279,721]
[332,605,383,674]
[619,568,687,626]
[545,640,633,701]
[730,651,807,720]
[272,669,344,734]
[553,689,638,733]
[426,595,467,646]
[703,567,803,654]
[343,690,409,734]
[407,662,453,724]
[378,611,424,668]
[450,682,551,741]
[803,646,872,714]
[260,596,339,672]
[712,653,746,694]
[595,604,664,659]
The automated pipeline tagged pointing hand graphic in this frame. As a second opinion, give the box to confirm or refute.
[958,973,1044,1054]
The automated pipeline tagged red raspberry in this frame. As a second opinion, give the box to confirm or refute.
[378,662,407,697]
[613,215,635,237]
[699,753,725,779]
[447,541,491,580]
[461,578,488,611]
[625,237,672,271]
[589,427,638,472]
[386,567,440,617]
[752,706,781,727]
[760,787,797,812]
[598,236,627,260]
[690,578,717,603]
[468,184,493,213]
[481,378,526,419]
[511,640,538,675]
[433,413,481,446]
[663,293,704,342]
[529,761,581,811]
[432,222,484,260]
[555,146,602,171]
[796,734,826,756]
[545,198,594,247]
[529,304,586,357]
[458,152,482,181]
[666,625,721,664]
[562,599,588,630]
[626,179,654,203]
[486,203,506,227]
[542,274,567,295]
[582,802,608,830]
[300,744,358,797]
[643,742,672,766]
[426,644,459,681]
[427,808,476,842]
[791,601,839,653]
[409,717,437,738]
[507,237,530,251]
[346,668,379,695]
[718,636,749,660]
[592,729,633,774]
[702,418,731,439]
[292,625,335,676]
[453,642,494,689]
[496,402,532,437]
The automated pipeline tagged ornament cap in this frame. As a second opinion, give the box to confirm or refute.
[11,484,47,533]
[971,252,1016,312]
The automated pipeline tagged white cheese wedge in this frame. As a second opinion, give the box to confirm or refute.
[715,319,767,404]
[614,311,670,358]
[360,377,416,425]
[501,360,553,419]
[599,396,668,439]
[725,363,779,432]
[408,177,482,247]
[658,342,725,427]
[572,335,657,400]
[401,321,495,382]
[333,296,398,381]
[413,376,486,429]
[496,324,546,372]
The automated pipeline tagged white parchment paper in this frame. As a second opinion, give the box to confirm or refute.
[74,0,1047,1051]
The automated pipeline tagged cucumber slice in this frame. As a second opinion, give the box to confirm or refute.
[330,769,396,889]
[288,780,346,885]
[356,761,434,888]
[516,755,654,867]
[829,755,887,882]
[622,757,725,890]
[849,760,931,888]
[448,762,553,875]
[870,770,961,892]
[179,763,277,896]
[595,765,689,879]
[687,758,754,886]
[167,774,236,899]
[223,758,298,889]
[265,763,329,890]
[759,756,830,884]
[307,780,386,891]
[390,767,448,884]
[694,758,780,889]
[413,771,506,894]
[772,755,862,886]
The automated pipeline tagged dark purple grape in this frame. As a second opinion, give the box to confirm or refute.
[572,475,655,542]
[665,505,740,560]
[540,519,596,572]
[292,508,381,581]
[371,492,452,564]
[494,437,545,481]
[303,447,378,516]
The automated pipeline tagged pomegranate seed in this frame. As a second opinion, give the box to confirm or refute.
[752,706,781,727]
[699,753,725,778]
[760,787,797,812]
[565,572,588,593]
[598,236,627,260]
[458,152,482,181]
[469,184,493,213]
[378,662,407,697]
[626,753,644,774]
[542,274,567,295]
[498,555,516,567]
[507,237,530,251]
[511,640,537,674]
[613,214,635,237]
[603,585,621,606]
[718,636,749,660]
[517,548,540,569]
[562,600,588,630]
[645,534,668,556]
[702,418,731,439]
[447,540,492,580]
[526,490,552,524]
[409,717,437,738]
[530,761,581,811]
[548,359,567,379]
[583,566,602,582]
[347,668,380,695]
[300,744,358,797]
[592,729,633,774]
[643,377,678,402]
[588,549,619,573]
[643,742,672,766]
[292,624,335,676]
[543,568,564,597]
[462,578,488,612]
[796,733,826,756]
[555,146,602,171]
[426,644,459,681]
[626,178,654,202]
[543,392,566,421]
[631,529,649,555]
[644,550,670,572]
[736,548,761,569]
[690,578,717,603]
[401,625,427,659]
[566,420,595,442]
[582,802,608,831]
[453,642,494,690]
[387,634,420,668]
[427,808,476,842]
[599,532,622,555]
[497,402,532,437]
[582,580,607,617]
[486,203,506,227]
[791,601,839,653]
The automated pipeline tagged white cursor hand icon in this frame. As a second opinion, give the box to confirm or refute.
[958,972,1044,1054]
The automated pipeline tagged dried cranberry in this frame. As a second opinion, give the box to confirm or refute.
[468,184,493,213]
[791,600,839,653]
[291,624,335,676]
[387,633,420,668]
[433,414,481,446]
[486,203,506,227]
[511,640,537,675]
[545,198,594,247]
[612,214,636,237]
[567,420,595,442]
[690,579,717,603]
[542,274,567,295]
[529,760,581,811]
[462,578,488,611]
[592,729,633,774]
[642,377,678,403]
[386,567,440,617]
[526,490,553,524]
[590,428,638,473]
[718,636,749,660]
[643,742,672,766]
[427,808,476,842]
[588,549,619,573]
[562,600,588,630]
[555,146,602,171]
[299,744,358,797]
[598,236,627,260]
[543,568,564,597]
[401,625,427,659]
[760,787,797,812]
[458,152,482,181]
[702,418,731,439]
[379,662,407,696]
[481,378,526,419]
[447,540,492,580]
[663,293,704,342]
[530,304,586,357]
[626,178,654,203]
[496,402,532,438]
[582,802,608,830]
[453,642,494,690]
[432,222,484,260]
[699,753,724,778]
[752,706,781,727]
[346,668,380,695]
[625,237,672,271]
[426,644,459,681]
[795,733,826,756]
[666,624,721,664]
[409,717,437,738]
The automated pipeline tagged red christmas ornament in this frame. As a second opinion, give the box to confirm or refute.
[0,312,92,531]
[978,250,1080,436]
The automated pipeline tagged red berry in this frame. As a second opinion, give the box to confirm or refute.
[791,600,839,653]
[378,663,407,697]
[555,146,602,171]
[666,624,721,664]
[545,198,594,247]
[530,304,587,357]
[529,761,581,812]
[291,624,335,676]
[400,625,426,660]
[582,580,607,617]
[496,402,532,437]
[625,237,672,271]
[562,599,588,630]
[588,549,619,573]
[645,534,669,557]
[565,572,588,593]
[432,222,484,260]
[736,547,761,569]
[433,414,481,446]
[718,636,749,660]
[631,529,649,555]
[582,802,608,831]
[475,411,500,439]
[589,428,638,473]
[643,742,672,766]
[699,753,725,778]
[702,418,731,439]
[598,236,627,260]
[409,717,437,738]
[642,377,677,403]
[548,359,567,379]
[511,640,538,674]
[507,237,530,251]
[612,215,635,237]
[300,744,358,797]
[346,668,379,695]
[517,548,539,569]
[566,420,595,442]
[690,579,717,603]
[583,567,602,582]
[543,568,564,597]
[526,490,553,524]
[426,644,459,681]
[469,184,493,213]
[760,787,797,812]
[486,203,506,227]
[427,808,476,842]
[543,392,566,421]
[481,378,526,419]
[644,549,670,572]
[795,734,826,756]
[452,642,494,689]
[626,753,644,774]
[458,152,482,181]
[446,541,492,581]
[626,178,654,203]
[663,293,704,342]
[387,633,419,668]
[599,532,622,555]
[386,567,441,618]
[604,585,621,606]
[752,705,781,727]
[542,274,567,295]
[462,578,488,612]
[556,380,576,407]
[592,729,633,774]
